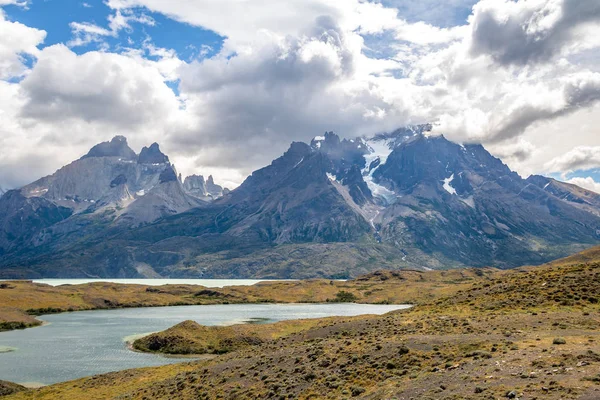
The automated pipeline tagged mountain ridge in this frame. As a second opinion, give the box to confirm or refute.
[0,127,599,278]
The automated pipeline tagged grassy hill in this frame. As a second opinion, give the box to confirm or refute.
[5,247,600,399]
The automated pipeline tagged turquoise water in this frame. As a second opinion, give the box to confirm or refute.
[30,278,277,287]
[0,303,409,385]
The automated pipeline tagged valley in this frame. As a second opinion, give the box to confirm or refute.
[1,246,600,399]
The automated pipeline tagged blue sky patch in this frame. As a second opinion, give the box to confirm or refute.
[380,0,477,28]
[549,169,600,183]
[3,0,224,61]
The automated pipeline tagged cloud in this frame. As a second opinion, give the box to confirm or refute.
[545,146,600,174]
[68,8,155,47]
[0,0,28,6]
[1,0,600,192]
[487,138,537,164]
[171,15,409,170]
[18,44,181,128]
[0,10,45,79]
[0,43,188,189]
[565,177,600,194]
[470,0,600,66]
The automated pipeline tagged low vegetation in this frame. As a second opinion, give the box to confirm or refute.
[4,246,600,399]
[0,381,26,397]
[0,268,490,332]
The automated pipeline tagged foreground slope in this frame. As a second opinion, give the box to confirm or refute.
[8,250,600,400]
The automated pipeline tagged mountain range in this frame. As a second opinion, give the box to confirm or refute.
[1,127,599,279]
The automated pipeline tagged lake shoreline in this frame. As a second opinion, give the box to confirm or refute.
[1,270,460,333]
[0,303,409,385]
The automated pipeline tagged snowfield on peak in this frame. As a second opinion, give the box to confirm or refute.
[361,137,397,206]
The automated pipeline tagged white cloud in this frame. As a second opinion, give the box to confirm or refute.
[1,0,600,192]
[0,43,190,188]
[19,44,182,128]
[0,10,45,79]
[545,146,600,174]
[68,8,154,48]
[0,0,28,6]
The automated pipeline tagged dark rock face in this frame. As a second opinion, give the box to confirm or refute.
[110,174,127,187]
[0,190,72,256]
[159,166,178,183]
[527,175,600,215]
[1,128,600,279]
[138,143,169,164]
[81,136,137,160]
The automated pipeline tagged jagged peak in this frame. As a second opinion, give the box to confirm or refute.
[311,131,341,150]
[184,174,206,184]
[82,135,137,160]
[138,142,169,165]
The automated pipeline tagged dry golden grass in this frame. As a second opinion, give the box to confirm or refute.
[5,249,600,399]
[0,268,490,332]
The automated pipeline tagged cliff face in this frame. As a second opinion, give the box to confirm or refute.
[183,175,227,200]
[1,129,599,279]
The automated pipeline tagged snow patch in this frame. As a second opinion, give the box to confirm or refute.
[326,173,337,182]
[362,138,397,206]
[442,174,457,195]
[543,182,550,189]
[313,136,325,141]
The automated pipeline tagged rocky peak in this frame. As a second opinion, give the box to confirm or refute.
[183,175,208,198]
[82,136,137,160]
[184,175,206,190]
[206,176,222,195]
[372,124,432,145]
[138,143,170,164]
[159,165,178,184]
[372,134,516,195]
[310,131,343,151]
[182,174,229,201]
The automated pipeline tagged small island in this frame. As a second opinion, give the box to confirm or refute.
[4,247,594,399]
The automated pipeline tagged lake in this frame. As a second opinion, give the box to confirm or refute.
[0,303,409,385]
[30,278,281,287]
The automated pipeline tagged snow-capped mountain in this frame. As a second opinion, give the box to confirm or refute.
[1,128,599,279]
[0,136,227,260]
[15,136,225,223]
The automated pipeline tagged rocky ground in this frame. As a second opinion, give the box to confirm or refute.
[2,248,600,399]
[0,382,26,397]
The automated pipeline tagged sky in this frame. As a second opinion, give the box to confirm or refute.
[0,0,600,192]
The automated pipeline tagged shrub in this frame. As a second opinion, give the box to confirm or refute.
[330,291,358,303]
